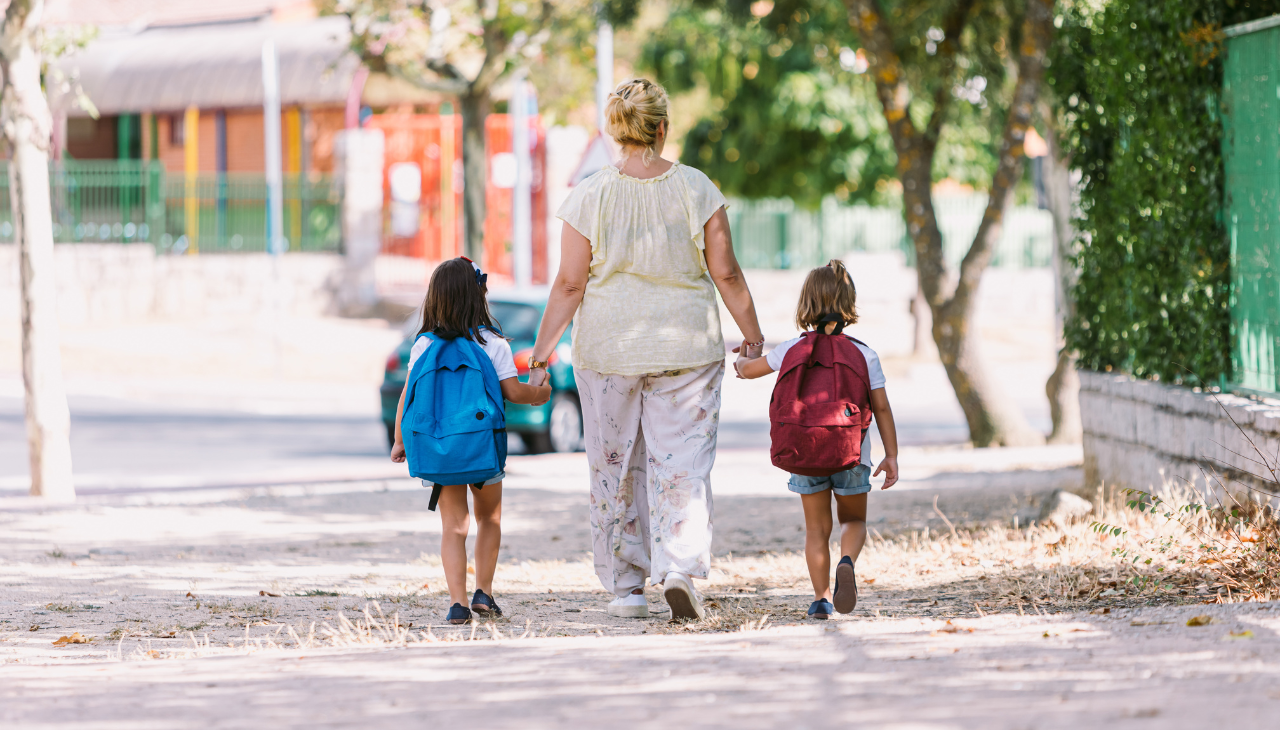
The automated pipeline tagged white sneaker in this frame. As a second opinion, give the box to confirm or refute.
[607,593,649,618]
[663,572,704,620]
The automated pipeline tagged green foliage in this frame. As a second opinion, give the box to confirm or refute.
[642,2,895,205]
[1052,0,1280,382]
[642,0,1026,205]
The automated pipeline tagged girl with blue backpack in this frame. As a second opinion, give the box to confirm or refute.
[737,260,900,620]
[391,257,551,625]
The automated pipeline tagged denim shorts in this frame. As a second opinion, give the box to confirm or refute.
[787,464,872,496]
[420,471,505,489]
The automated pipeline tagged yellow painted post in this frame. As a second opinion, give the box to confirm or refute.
[183,105,200,253]
[440,107,455,259]
[284,106,302,251]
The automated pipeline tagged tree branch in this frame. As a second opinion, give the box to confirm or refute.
[924,0,978,147]
[953,0,1054,308]
[384,61,470,95]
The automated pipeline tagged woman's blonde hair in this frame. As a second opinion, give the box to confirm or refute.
[605,78,669,164]
[796,260,859,331]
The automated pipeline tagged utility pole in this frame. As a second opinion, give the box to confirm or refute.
[262,39,285,256]
[596,19,613,134]
[511,70,533,288]
[2,0,75,500]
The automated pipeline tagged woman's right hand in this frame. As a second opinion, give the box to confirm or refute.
[390,440,406,463]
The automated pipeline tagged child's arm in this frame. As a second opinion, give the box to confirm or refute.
[737,356,775,379]
[869,387,899,489]
[391,385,407,463]
[501,377,552,405]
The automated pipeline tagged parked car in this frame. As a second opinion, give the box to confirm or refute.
[379,289,582,454]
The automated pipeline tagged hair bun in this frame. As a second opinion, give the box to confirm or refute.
[604,78,669,162]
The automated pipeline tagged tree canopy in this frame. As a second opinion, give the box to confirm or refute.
[642,0,1026,206]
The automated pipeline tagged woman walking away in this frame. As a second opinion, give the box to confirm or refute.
[738,261,899,619]
[526,78,765,620]
[391,258,551,625]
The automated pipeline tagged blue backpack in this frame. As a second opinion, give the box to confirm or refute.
[402,331,507,510]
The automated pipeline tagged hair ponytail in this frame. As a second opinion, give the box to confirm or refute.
[795,259,859,331]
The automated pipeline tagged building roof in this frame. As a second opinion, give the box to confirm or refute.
[54,16,361,114]
[43,0,305,29]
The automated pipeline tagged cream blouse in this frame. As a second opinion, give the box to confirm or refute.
[556,163,728,376]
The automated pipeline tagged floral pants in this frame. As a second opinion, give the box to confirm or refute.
[576,361,724,598]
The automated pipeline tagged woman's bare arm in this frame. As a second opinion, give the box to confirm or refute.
[527,222,592,388]
[704,207,764,361]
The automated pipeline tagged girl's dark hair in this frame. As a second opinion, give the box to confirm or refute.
[418,258,499,343]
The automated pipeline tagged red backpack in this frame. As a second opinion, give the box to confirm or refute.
[769,331,873,477]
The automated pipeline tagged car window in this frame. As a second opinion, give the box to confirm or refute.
[490,302,540,341]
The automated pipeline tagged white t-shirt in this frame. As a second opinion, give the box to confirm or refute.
[406,328,518,381]
[765,334,885,467]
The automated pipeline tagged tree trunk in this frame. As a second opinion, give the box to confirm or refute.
[1042,109,1082,444]
[2,0,74,500]
[849,0,1053,447]
[458,88,489,262]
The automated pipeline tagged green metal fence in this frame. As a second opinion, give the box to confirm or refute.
[726,193,1054,271]
[0,160,342,253]
[1223,17,1280,393]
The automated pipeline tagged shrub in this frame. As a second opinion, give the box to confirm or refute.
[1052,0,1280,382]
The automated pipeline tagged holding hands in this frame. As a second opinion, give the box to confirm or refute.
[732,337,765,379]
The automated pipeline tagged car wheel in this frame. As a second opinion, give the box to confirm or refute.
[547,392,584,453]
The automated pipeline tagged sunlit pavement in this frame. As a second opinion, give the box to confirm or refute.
[1,604,1277,728]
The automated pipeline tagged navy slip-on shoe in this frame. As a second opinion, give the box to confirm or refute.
[470,589,502,618]
[808,599,835,620]
[446,603,472,625]
[833,556,858,614]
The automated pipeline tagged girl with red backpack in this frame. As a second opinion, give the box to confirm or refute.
[737,260,899,619]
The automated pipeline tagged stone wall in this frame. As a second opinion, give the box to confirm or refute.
[0,244,344,325]
[1080,370,1280,493]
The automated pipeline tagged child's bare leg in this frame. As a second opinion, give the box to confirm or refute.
[436,485,471,607]
[834,493,868,562]
[470,482,503,595]
[800,491,836,600]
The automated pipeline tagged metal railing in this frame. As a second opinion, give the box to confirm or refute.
[727,193,1055,270]
[0,160,342,253]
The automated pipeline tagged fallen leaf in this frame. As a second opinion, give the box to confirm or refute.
[259,590,281,598]
[420,582,430,591]
[1186,615,1213,627]
[1042,631,1052,638]
[28,624,38,632]
[145,650,160,659]
[186,592,194,598]
[52,632,91,646]
[1090,607,1111,615]
[863,578,876,585]
[931,620,973,636]
[1227,630,1255,640]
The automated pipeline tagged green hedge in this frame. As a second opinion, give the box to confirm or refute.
[1053,0,1280,383]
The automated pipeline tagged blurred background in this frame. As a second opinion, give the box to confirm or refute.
[0,0,1071,495]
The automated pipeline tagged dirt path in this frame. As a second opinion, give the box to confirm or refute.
[0,448,1081,657]
[8,447,1268,727]
[2,604,1277,728]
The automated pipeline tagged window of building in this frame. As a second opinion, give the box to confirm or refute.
[169,114,184,146]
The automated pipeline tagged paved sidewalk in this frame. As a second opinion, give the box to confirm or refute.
[2,603,1277,728]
